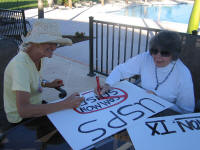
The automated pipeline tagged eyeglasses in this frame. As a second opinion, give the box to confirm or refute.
[150,48,171,57]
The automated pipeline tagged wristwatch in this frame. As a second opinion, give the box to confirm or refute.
[41,79,48,87]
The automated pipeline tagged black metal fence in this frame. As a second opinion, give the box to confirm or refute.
[0,9,31,45]
[88,16,198,77]
[88,16,162,77]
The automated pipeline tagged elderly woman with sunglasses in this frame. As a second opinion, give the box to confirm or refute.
[3,19,84,124]
[98,31,195,114]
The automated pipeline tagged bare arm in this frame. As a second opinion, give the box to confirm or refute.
[16,91,84,118]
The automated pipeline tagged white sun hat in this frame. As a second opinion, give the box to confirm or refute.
[22,19,72,46]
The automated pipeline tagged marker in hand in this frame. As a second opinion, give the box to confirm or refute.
[96,76,101,97]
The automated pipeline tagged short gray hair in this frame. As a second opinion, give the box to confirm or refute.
[149,31,182,60]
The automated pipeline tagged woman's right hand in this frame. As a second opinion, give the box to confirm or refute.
[63,92,84,108]
[94,83,112,97]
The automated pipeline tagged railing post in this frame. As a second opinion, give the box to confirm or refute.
[192,30,198,35]
[88,16,95,77]
[22,10,27,36]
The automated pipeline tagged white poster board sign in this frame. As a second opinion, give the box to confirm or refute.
[47,80,173,150]
[127,112,200,150]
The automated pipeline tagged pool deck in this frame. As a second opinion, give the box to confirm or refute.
[130,0,194,5]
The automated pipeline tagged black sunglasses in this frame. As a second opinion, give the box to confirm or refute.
[150,48,171,57]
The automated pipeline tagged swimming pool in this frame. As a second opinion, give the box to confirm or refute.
[114,3,193,24]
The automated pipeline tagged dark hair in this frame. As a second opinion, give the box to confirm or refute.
[149,31,182,60]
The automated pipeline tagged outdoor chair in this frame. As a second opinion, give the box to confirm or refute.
[180,33,200,112]
[0,9,31,45]
[0,39,18,134]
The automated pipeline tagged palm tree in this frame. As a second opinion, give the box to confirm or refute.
[38,0,44,18]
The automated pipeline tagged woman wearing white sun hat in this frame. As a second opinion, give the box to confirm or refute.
[3,19,84,124]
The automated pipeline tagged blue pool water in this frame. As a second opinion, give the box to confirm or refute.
[115,3,193,24]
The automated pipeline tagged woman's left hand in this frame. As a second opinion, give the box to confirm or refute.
[49,79,64,88]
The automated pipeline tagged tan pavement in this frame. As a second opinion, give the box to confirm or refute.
[41,54,106,101]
